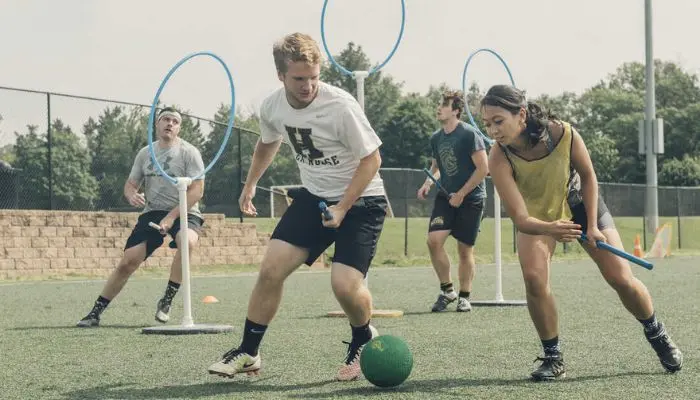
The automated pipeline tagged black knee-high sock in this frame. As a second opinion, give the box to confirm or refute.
[89,296,111,317]
[351,320,372,344]
[240,318,267,356]
[541,336,561,356]
[163,280,180,303]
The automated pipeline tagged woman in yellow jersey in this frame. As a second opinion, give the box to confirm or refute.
[481,85,682,381]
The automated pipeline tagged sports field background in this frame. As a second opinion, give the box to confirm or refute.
[2,254,698,399]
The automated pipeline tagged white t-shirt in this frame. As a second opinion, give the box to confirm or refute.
[259,81,385,200]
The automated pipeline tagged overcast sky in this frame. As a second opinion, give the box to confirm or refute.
[1,0,698,146]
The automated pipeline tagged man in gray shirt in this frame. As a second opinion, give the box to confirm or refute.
[77,107,205,327]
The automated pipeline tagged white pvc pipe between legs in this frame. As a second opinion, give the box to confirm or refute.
[176,177,194,327]
[494,190,504,302]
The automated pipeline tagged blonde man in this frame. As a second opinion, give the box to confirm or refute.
[208,33,387,382]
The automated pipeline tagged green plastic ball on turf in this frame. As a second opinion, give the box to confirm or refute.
[360,335,413,388]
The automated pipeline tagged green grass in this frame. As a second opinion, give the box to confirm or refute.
[245,216,700,266]
[2,258,699,399]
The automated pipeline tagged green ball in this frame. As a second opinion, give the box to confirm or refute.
[360,335,413,388]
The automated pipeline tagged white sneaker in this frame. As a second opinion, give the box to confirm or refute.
[336,325,378,381]
[456,297,472,312]
[155,298,170,323]
[431,290,458,312]
[208,348,261,378]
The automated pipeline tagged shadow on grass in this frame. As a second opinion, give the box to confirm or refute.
[60,378,337,400]
[59,371,662,399]
[9,324,147,331]
[284,371,662,398]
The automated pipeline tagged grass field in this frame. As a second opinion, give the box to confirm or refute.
[245,216,700,266]
[2,257,699,399]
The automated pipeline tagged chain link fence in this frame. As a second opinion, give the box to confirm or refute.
[2,85,700,253]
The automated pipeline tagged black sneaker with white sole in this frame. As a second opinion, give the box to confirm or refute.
[646,323,683,373]
[530,354,566,381]
[76,313,100,328]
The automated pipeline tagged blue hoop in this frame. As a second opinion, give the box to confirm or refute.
[320,0,406,76]
[462,48,515,146]
[148,51,235,185]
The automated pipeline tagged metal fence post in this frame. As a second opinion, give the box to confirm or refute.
[404,168,408,257]
[237,128,243,223]
[46,93,53,210]
[676,186,682,249]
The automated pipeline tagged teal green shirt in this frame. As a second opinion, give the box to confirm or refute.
[429,122,486,201]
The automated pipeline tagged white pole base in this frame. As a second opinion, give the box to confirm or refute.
[141,324,233,335]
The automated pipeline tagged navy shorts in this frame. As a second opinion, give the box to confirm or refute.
[124,210,204,259]
[428,194,484,246]
[271,188,387,276]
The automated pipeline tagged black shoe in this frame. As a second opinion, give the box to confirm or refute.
[431,291,457,312]
[76,313,100,328]
[155,298,171,323]
[646,323,683,373]
[530,354,566,381]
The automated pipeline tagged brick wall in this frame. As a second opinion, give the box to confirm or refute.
[0,210,272,280]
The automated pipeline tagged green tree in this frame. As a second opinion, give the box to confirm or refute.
[83,106,148,209]
[659,155,700,186]
[320,42,403,132]
[14,120,98,210]
[378,94,436,168]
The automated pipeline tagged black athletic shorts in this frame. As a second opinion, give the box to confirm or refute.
[124,210,204,259]
[569,195,615,233]
[270,187,387,276]
[428,194,485,246]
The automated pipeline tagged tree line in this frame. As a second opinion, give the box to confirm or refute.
[1,43,700,213]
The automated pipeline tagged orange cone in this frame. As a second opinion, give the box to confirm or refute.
[633,234,643,258]
[202,295,219,304]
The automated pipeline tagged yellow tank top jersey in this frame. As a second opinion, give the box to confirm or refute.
[506,122,574,222]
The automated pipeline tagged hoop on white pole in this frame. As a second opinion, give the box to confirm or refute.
[461,48,525,307]
[142,51,236,334]
[320,1,405,318]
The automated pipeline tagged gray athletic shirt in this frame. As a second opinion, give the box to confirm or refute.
[128,139,205,217]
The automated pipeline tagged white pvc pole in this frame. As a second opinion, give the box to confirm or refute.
[353,70,370,288]
[493,189,504,302]
[354,71,369,112]
[176,177,194,327]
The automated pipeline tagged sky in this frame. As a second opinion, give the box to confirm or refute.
[1,0,699,146]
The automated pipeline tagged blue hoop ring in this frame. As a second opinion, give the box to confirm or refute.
[462,48,515,146]
[148,51,235,185]
[320,0,406,76]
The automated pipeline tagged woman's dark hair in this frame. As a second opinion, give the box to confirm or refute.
[480,85,556,147]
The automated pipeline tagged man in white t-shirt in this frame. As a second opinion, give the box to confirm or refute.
[208,32,387,382]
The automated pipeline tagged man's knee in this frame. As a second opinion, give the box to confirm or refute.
[331,264,365,299]
[117,253,142,275]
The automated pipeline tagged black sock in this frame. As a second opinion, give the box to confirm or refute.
[459,291,470,299]
[638,312,660,334]
[90,296,111,317]
[351,321,372,344]
[240,318,267,356]
[163,280,181,303]
[541,336,561,356]
[440,282,454,293]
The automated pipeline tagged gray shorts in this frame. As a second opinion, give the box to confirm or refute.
[569,196,615,232]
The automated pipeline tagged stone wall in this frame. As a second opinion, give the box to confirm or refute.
[0,210,272,279]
